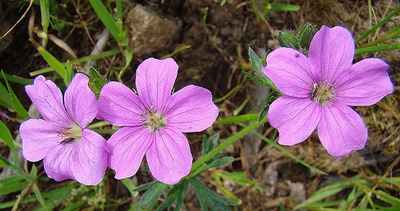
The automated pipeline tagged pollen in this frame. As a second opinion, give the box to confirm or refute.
[58,122,82,143]
[311,80,336,105]
[142,107,166,132]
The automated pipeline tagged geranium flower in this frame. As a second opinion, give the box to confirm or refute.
[97,58,218,184]
[20,74,108,185]
[262,25,393,157]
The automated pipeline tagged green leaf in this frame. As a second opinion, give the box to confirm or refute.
[117,47,133,81]
[30,49,120,77]
[88,0,125,44]
[157,180,189,211]
[190,177,237,211]
[0,156,8,167]
[356,5,400,43]
[258,104,269,122]
[0,81,13,109]
[0,119,16,154]
[271,3,300,11]
[202,133,220,157]
[120,178,138,197]
[355,43,400,55]
[205,157,234,170]
[294,178,353,210]
[87,66,108,97]
[139,181,167,210]
[217,172,265,192]
[0,174,29,195]
[1,71,30,120]
[0,182,75,210]
[33,183,51,211]
[30,38,67,83]
[64,61,74,86]
[375,190,400,206]
[248,47,280,93]
[0,72,32,85]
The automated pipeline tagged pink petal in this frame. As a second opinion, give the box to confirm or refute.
[146,127,192,185]
[43,143,75,182]
[268,96,321,145]
[108,127,153,179]
[164,85,218,133]
[308,25,354,82]
[262,48,318,98]
[20,119,64,162]
[26,75,71,127]
[70,129,108,185]
[97,82,145,127]
[64,73,98,128]
[334,58,393,106]
[318,103,367,157]
[135,58,178,111]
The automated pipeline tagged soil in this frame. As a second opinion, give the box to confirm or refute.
[0,0,399,210]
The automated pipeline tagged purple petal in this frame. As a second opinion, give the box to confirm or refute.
[108,127,153,179]
[262,48,318,97]
[43,143,75,182]
[136,58,178,111]
[26,75,71,127]
[164,85,218,133]
[268,96,321,145]
[64,73,98,128]
[146,127,192,185]
[308,25,354,82]
[70,129,108,185]
[97,82,145,127]
[318,103,367,157]
[20,119,64,162]
[334,58,393,106]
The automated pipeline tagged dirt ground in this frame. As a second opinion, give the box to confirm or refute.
[0,0,399,210]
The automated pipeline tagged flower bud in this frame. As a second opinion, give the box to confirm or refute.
[278,30,299,49]
[298,22,317,49]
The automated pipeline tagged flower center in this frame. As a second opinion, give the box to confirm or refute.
[57,122,82,144]
[311,80,336,105]
[141,107,166,132]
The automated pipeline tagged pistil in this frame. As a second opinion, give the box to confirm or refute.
[311,80,336,105]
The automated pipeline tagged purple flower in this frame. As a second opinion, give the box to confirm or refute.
[20,74,108,185]
[97,58,219,184]
[262,25,393,157]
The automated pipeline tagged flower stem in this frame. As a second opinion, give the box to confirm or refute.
[191,117,268,172]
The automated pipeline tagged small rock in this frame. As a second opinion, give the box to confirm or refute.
[127,4,181,57]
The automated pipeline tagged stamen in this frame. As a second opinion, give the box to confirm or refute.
[57,122,82,144]
[142,109,166,132]
[311,80,336,105]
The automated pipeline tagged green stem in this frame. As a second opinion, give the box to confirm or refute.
[191,117,268,172]
[214,113,259,125]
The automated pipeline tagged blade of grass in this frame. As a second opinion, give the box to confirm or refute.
[88,0,125,44]
[1,71,30,120]
[242,122,327,176]
[0,81,14,109]
[0,119,16,154]
[214,113,259,125]
[213,84,242,103]
[161,45,191,59]
[355,43,400,55]
[30,49,120,76]
[0,73,32,85]
[29,38,67,84]
[356,5,400,43]
[191,117,268,174]
[40,0,50,47]
[271,3,300,11]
